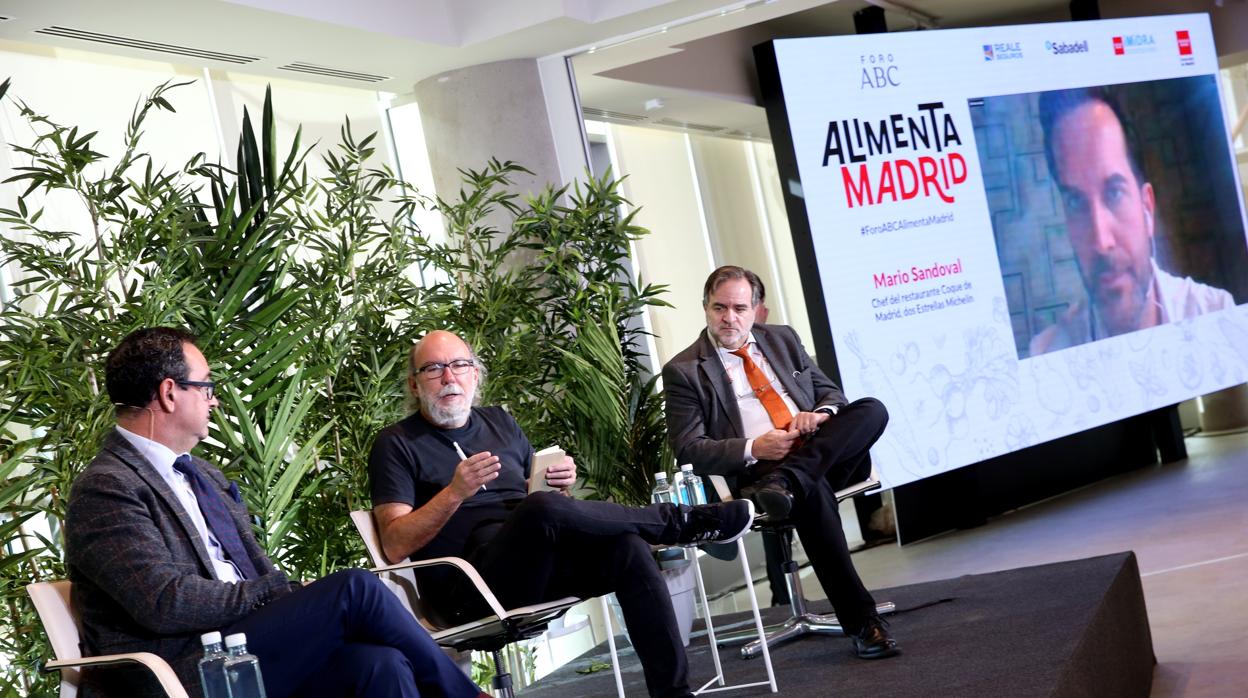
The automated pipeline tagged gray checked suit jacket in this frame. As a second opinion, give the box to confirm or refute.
[661,323,846,491]
[64,429,297,697]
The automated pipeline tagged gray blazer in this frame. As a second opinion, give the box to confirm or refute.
[662,323,845,489]
[64,429,296,697]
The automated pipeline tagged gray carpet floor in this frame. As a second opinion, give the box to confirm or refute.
[523,552,1148,697]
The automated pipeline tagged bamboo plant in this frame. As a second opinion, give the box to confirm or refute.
[0,79,668,694]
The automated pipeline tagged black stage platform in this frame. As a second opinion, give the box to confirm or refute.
[523,552,1154,697]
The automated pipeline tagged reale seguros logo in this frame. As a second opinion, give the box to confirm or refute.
[983,41,1023,61]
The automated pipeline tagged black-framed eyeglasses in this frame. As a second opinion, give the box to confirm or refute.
[176,379,216,400]
[416,359,476,379]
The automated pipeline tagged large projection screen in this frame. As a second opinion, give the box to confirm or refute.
[757,15,1248,489]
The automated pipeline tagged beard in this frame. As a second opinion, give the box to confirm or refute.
[1086,250,1154,336]
[708,323,747,350]
[421,383,474,428]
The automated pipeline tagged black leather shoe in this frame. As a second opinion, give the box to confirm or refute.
[850,615,899,660]
[674,499,755,546]
[742,473,795,521]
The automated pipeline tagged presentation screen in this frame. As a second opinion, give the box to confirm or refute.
[757,14,1248,489]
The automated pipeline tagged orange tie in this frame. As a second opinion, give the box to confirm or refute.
[730,346,793,430]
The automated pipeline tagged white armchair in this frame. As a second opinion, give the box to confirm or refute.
[349,510,624,697]
[26,580,189,698]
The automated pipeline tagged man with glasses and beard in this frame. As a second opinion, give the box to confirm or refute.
[65,327,484,698]
[368,330,755,698]
[1030,86,1235,355]
[662,266,898,660]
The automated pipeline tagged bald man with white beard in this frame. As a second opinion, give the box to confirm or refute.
[368,331,755,698]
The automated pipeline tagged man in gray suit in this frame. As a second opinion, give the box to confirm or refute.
[65,327,483,698]
[662,266,898,659]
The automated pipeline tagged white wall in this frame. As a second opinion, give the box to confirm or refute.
[212,70,387,176]
[601,121,818,365]
[607,124,714,364]
[0,38,392,307]
[0,40,220,260]
[0,38,388,224]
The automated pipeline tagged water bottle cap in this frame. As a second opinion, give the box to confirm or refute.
[654,472,667,481]
[223,633,248,649]
[200,631,222,646]
[680,464,694,472]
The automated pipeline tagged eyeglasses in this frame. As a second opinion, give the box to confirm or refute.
[416,359,476,379]
[176,379,216,400]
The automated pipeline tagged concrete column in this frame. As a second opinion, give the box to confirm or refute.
[413,57,589,209]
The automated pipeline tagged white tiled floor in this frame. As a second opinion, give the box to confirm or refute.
[714,430,1248,697]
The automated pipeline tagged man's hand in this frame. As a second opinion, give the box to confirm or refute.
[791,410,831,436]
[448,451,500,499]
[544,455,577,491]
[753,428,801,461]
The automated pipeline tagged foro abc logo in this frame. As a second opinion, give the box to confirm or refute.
[859,53,899,89]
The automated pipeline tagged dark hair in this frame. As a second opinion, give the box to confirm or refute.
[1038,86,1147,186]
[702,265,764,307]
[105,327,198,409]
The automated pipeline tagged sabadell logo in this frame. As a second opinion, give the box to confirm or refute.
[1045,39,1089,55]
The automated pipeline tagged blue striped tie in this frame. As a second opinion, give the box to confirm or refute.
[172,454,260,579]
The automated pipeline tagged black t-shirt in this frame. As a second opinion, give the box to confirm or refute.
[369,406,533,560]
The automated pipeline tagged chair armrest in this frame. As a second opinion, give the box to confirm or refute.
[834,464,883,502]
[712,468,880,502]
[497,596,581,620]
[367,555,508,618]
[707,475,734,502]
[834,478,881,501]
[45,652,190,698]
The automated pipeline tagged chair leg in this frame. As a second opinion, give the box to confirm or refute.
[717,556,805,647]
[731,600,898,660]
[718,529,898,659]
[491,649,514,698]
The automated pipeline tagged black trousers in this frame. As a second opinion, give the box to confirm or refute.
[465,492,692,698]
[745,397,889,633]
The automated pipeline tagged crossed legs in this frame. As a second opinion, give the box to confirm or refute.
[744,397,889,632]
[232,569,482,698]
[467,493,692,698]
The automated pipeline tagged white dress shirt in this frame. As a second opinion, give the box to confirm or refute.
[1029,260,1237,355]
[712,330,800,463]
[116,426,243,583]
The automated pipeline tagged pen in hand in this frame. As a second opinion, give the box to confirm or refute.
[453,441,486,492]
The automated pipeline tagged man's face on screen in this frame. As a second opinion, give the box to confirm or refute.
[1051,100,1158,336]
[705,278,758,351]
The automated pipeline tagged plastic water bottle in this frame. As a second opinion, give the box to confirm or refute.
[678,464,707,505]
[671,467,689,505]
[652,472,674,504]
[223,633,267,698]
[197,631,231,698]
